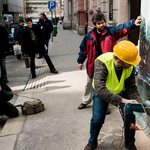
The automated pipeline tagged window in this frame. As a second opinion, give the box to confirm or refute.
[76,0,78,12]
[89,0,93,13]
[3,0,7,4]
[90,0,93,10]
[74,0,75,13]
[84,0,86,11]
[97,0,101,10]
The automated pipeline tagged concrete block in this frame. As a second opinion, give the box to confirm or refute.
[0,134,17,150]
[0,109,25,137]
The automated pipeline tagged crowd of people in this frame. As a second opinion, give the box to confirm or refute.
[0,13,58,118]
[0,13,58,83]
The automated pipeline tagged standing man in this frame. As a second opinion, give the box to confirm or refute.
[23,18,58,79]
[84,41,142,150]
[0,25,9,83]
[14,19,25,59]
[77,13,141,113]
[37,13,53,59]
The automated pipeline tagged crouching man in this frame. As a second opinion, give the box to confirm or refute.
[0,78,18,117]
[84,41,142,150]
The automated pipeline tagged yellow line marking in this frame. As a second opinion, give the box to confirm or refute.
[6,60,19,63]
[8,64,25,75]
[8,60,38,75]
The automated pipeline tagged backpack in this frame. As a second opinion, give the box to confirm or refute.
[21,99,44,115]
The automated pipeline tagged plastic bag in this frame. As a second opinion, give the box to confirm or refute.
[13,44,22,55]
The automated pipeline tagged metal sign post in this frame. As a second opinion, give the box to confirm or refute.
[51,11,53,42]
[48,1,56,42]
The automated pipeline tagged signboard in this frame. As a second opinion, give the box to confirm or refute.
[48,1,56,12]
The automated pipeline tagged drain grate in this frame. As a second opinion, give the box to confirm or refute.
[24,66,49,90]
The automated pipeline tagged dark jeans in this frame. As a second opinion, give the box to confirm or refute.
[0,57,7,81]
[88,90,135,149]
[0,101,18,117]
[30,50,54,75]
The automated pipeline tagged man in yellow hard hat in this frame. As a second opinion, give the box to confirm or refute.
[84,41,142,150]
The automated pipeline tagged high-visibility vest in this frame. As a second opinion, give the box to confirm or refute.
[92,52,133,94]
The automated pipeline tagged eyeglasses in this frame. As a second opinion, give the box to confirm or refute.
[121,61,131,68]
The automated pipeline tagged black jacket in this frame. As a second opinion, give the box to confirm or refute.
[23,24,45,55]
[38,18,53,43]
[0,25,9,58]
[0,77,12,102]
[14,25,24,43]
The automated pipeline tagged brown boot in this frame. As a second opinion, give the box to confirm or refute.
[78,103,86,109]
[84,144,96,150]
[106,108,110,115]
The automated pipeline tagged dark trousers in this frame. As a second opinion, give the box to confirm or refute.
[0,101,18,117]
[39,39,49,56]
[30,50,54,75]
[0,57,7,81]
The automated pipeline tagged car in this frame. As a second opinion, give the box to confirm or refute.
[32,19,39,25]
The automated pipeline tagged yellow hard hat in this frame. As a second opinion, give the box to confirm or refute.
[113,40,141,66]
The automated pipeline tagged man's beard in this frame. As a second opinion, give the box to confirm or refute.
[97,27,105,32]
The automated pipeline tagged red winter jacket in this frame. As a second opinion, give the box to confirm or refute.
[77,19,137,78]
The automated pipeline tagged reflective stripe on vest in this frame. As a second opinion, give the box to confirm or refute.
[92,52,133,94]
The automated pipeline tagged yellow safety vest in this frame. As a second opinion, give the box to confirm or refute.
[92,52,133,94]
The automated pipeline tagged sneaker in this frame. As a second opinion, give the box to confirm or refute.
[78,103,86,109]
[84,143,96,150]
[50,68,58,74]
[32,74,36,79]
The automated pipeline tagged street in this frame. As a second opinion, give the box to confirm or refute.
[0,24,150,150]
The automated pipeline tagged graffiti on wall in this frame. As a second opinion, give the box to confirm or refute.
[136,0,150,138]
[139,0,150,83]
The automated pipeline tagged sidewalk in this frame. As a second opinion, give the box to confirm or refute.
[0,24,150,150]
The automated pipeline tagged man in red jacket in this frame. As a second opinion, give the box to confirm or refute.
[77,13,141,113]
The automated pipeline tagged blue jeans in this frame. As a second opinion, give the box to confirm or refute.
[88,90,135,149]
[0,58,7,81]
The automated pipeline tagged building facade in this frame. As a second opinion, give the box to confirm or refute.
[25,0,62,18]
[2,0,23,23]
[63,0,141,45]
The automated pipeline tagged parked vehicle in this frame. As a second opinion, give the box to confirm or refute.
[32,19,39,25]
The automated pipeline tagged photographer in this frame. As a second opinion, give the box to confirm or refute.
[0,78,18,117]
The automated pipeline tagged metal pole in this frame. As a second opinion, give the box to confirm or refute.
[85,0,88,34]
[51,11,53,42]
[55,9,56,25]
